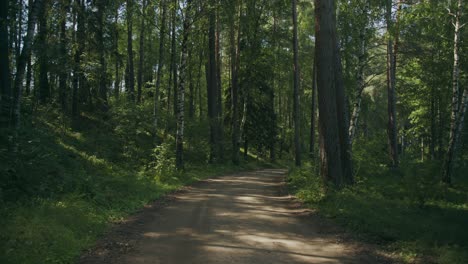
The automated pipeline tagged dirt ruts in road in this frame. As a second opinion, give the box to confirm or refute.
[79,169,393,264]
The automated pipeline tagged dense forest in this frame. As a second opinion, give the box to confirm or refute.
[1,0,468,263]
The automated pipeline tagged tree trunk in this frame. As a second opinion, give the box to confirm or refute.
[154,0,167,132]
[126,0,135,102]
[208,3,219,163]
[315,0,345,187]
[175,0,193,170]
[171,0,178,116]
[348,3,369,145]
[215,5,224,162]
[58,0,68,112]
[443,0,464,184]
[97,0,107,111]
[386,0,401,168]
[309,58,317,158]
[0,0,11,127]
[114,6,120,98]
[137,0,147,104]
[230,0,241,165]
[72,0,84,118]
[13,0,44,129]
[292,0,301,167]
[38,0,49,104]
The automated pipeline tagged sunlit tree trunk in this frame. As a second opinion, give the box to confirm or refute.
[443,0,464,184]
[154,0,167,132]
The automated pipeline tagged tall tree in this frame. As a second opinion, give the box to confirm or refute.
[443,0,464,184]
[292,0,301,166]
[171,0,178,115]
[126,0,135,101]
[58,0,69,111]
[175,0,193,169]
[137,0,147,104]
[72,0,85,118]
[386,0,401,168]
[13,0,44,129]
[96,0,108,111]
[0,0,11,126]
[207,0,219,163]
[37,0,50,104]
[315,0,352,187]
[230,0,241,165]
[154,0,167,132]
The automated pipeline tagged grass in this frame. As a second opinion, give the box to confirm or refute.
[0,104,272,264]
[287,161,468,264]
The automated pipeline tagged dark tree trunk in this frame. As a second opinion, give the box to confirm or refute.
[0,0,11,127]
[114,6,120,98]
[230,0,241,165]
[314,0,345,187]
[38,0,49,104]
[58,0,69,112]
[386,0,400,168]
[292,0,301,166]
[215,7,224,162]
[137,0,147,104]
[175,0,193,170]
[171,0,178,116]
[309,58,317,158]
[207,3,219,163]
[97,0,107,111]
[126,0,135,102]
[13,0,44,129]
[72,0,84,118]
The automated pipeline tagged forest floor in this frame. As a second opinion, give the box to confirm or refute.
[79,169,394,264]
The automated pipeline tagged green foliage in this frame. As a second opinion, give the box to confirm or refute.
[0,105,268,264]
[288,156,468,264]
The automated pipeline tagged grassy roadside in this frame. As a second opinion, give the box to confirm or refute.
[0,105,274,264]
[0,162,266,264]
[286,162,468,264]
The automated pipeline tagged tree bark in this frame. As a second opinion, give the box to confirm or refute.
[58,0,68,112]
[137,0,147,104]
[208,2,219,163]
[386,0,401,168]
[13,0,44,129]
[175,0,192,170]
[97,0,108,111]
[292,0,301,167]
[126,0,135,102]
[443,0,464,184]
[38,0,49,104]
[315,0,345,187]
[215,5,224,162]
[154,0,167,132]
[0,0,11,127]
[72,0,84,118]
[171,0,178,115]
[230,0,241,165]
[309,58,317,158]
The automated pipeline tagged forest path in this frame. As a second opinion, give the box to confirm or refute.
[79,169,391,264]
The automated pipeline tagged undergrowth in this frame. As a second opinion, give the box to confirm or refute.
[287,157,468,264]
[0,102,270,264]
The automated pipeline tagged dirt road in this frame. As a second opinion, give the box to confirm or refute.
[80,169,391,264]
